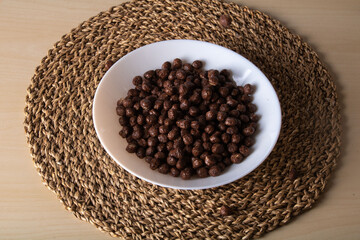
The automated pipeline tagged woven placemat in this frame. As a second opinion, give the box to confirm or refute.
[24,0,341,239]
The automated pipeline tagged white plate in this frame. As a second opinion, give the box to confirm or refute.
[93,39,281,190]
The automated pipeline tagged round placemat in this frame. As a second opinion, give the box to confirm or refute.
[24,0,341,239]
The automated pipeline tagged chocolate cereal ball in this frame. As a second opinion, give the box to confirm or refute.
[117,59,258,179]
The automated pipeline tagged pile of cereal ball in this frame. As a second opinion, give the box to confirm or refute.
[116,59,258,180]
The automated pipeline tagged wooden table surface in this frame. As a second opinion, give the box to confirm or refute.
[1,0,359,239]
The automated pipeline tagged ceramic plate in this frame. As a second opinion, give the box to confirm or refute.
[93,40,281,190]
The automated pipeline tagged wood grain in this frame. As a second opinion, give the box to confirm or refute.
[0,0,359,239]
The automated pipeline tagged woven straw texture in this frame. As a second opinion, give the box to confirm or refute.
[24,0,341,239]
